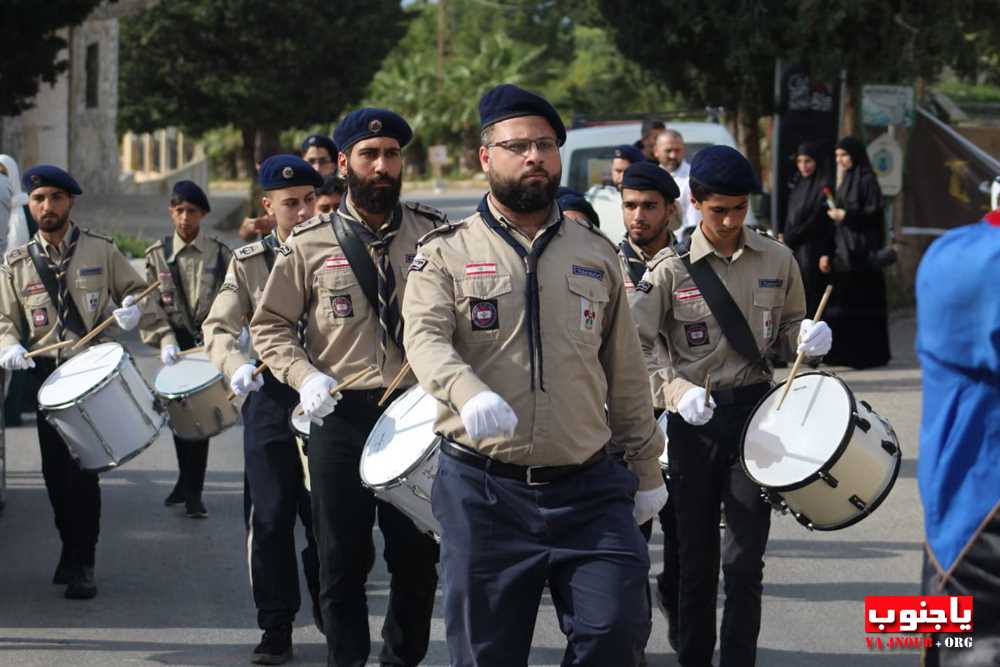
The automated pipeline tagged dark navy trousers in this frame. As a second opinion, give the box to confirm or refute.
[242,371,319,632]
[433,450,651,667]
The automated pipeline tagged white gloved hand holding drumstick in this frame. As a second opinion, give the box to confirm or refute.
[0,344,35,370]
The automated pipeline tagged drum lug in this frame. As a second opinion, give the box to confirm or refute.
[854,414,871,433]
[881,440,898,456]
[860,399,873,412]
[759,488,788,514]
[849,494,867,512]
[793,511,815,531]
[818,470,839,488]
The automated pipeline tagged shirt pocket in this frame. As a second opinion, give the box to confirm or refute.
[74,276,106,315]
[455,274,513,344]
[670,296,716,355]
[565,274,609,346]
[316,270,363,326]
[752,287,783,347]
[24,292,55,336]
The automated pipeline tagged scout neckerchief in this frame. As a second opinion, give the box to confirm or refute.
[27,225,86,342]
[619,236,648,286]
[477,195,562,392]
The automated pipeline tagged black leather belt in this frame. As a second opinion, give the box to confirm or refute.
[711,382,772,407]
[440,439,605,485]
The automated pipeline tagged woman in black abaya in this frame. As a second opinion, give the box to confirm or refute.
[820,136,891,369]
[783,142,833,315]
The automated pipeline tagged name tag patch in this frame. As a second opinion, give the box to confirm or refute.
[572,265,604,280]
[32,308,49,327]
[330,294,354,318]
[79,266,103,277]
[674,286,703,302]
[324,256,351,270]
[684,322,709,347]
[759,278,783,288]
[470,298,499,330]
[635,280,653,294]
[466,263,496,276]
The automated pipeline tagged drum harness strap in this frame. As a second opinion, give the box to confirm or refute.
[619,237,648,286]
[163,235,226,346]
[27,227,87,342]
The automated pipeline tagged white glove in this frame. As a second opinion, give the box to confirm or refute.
[0,344,35,370]
[634,483,669,525]
[677,386,716,426]
[797,318,832,356]
[460,390,518,441]
[161,344,180,366]
[230,363,264,397]
[300,372,340,422]
[113,294,141,331]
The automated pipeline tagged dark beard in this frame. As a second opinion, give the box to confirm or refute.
[346,165,401,215]
[489,168,560,214]
[37,210,70,233]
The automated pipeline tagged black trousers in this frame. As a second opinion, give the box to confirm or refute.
[170,328,209,500]
[667,389,772,667]
[242,371,319,632]
[32,358,101,567]
[308,388,439,667]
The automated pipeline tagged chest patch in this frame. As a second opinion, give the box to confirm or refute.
[465,263,497,277]
[684,322,710,347]
[85,291,101,313]
[470,298,499,331]
[758,278,783,288]
[79,266,103,277]
[674,286,703,303]
[22,282,47,297]
[324,256,351,270]
[330,294,354,318]
[572,265,604,281]
[161,290,175,306]
[32,308,49,328]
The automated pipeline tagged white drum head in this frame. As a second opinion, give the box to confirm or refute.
[290,404,311,438]
[742,373,853,488]
[38,343,125,407]
[154,353,220,397]
[656,411,670,468]
[361,385,438,486]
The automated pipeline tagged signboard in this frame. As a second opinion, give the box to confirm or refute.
[867,133,904,196]
[862,85,915,128]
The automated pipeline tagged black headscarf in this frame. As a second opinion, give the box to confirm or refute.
[783,141,831,247]
[833,136,885,270]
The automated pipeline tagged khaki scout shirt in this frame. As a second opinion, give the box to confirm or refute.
[144,231,232,341]
[0,223,175,357]
[250,201,445,392]
[202,232,286,379]
[401,197,664,491]
[618,237,672,410]
[629,223,806,411]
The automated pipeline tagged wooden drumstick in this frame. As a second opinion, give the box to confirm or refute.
[703,372,712,411]
[329,367,372,395]
[227,362,269,401]
[25,340,75,358]
[70,280,162,351]
[378,361,412,407]
[777,284,834,410]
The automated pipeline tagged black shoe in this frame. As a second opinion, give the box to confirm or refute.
[52,549,74,585]
[252,629,292,665]
[164,484,185,506]
[64,566,97,600]
[185,498,208,518]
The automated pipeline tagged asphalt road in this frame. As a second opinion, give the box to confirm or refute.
[0,193,925,666]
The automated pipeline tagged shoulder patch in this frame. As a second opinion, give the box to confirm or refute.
[405,201,448,224]
[277,244,291,256]
[81,228,114,243]
[646,246,679,271]
[291,215,326,236]
[634,280,654,294]
[235,241,267,261]
[569,217,617,252]
[4,245,29,265]
[416,220,465,247]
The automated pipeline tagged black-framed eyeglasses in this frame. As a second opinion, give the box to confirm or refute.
[488,138,559,156]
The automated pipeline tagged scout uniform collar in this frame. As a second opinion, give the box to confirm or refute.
[169,230,205,261]
[37,221,78,256]
[689,223,766,263]
[484,194,563,246]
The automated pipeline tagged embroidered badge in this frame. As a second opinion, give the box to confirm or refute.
[239,245,257,257]
[762,310,774,340]
[79,266,103,277]
[324,256,351,270]
[22,282,47,297]
[330,294,353,318]
[674,286,703,302]
[277,245,291,256]
[158,271,173,286]
[624,280,635,292]
[635,280,653,294]
[470,298,499,331]
[580,298,597,331]
[572,265,604,280]
[465,263,497,276]
[758,278,783,288]
[85,291,101,313]
[684,322,709,347]
[161,290,175,306]
[408,255,428,273]
[32,308,49,327]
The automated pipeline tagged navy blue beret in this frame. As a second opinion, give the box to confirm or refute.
[301,134,338,156]
[556,187,600,226]
[22,165,82,195]
[258,154,323,191]
[690,145,762,195]
[612,145,645,165]
[171,180,210,212]
[333,108,412,151]
[621,162,680,202]
[479,84,566,146]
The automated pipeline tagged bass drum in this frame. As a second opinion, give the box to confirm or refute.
[741,371,900,531]
[360,385,440,540]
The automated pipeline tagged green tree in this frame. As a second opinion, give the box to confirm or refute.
[0,0,109,116]
[119,0,411,177]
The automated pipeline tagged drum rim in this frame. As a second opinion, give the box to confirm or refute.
[739,371,858,492]
[154,362,225,399]
[38,343,133,411]
[362,434,441,490]
[791,446,901,531]
[288,405,310,441]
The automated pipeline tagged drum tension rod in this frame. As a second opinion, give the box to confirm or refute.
[818,471,839,488]
[881,440,898,456]
[854,414,871,433]
[849,495,867,512]
[793,512,815,531]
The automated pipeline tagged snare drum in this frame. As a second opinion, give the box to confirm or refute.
[38,343,164,472]
[289,403,312,492]
[741,371,900,531]
[360,385,440,540]
[656,411,670,477]
[154,353,240,440]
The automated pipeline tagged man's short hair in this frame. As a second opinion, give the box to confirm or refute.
[641,118,665,137]
[690,179,716,203]
[662,129,684,143]
[317,174,346,197]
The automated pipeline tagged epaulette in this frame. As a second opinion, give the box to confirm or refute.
[647,245,679,271]
[81,228,114,243]
[144,238,165,256]
[291,214,327,236]
[416,219,465,247]
[4,245,29,265]
[207,235,231,251]
[234,240,267,261]
[569,217,618,252]
[405,201,448,224]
